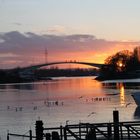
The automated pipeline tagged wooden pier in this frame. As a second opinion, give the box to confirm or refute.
[7,110,140,140]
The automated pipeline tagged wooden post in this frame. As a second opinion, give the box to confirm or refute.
[86,123,89,134]
[79,124,81,139]
[120,123,123,140]
[7,133,9,140]
[29,130,32,140]
[52,131,60,140]
[60,125,63,140]
[35,120,44,140]
[45,133,51,140]
[127,126,130,140]
[64,127,67,140]
[113,110,120,140]
[86,127,97,140]
[107,123,112,140]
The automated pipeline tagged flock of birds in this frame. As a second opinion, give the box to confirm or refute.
[78,95,111,102]
[5,100,64,112]
[3,94,133,125]
[78,95,133,119]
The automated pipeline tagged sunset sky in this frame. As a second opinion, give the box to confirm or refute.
[0,0,140,68]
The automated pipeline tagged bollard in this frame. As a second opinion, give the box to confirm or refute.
[60,125,63,140]
[64,127,67,140]
[52,131,60,140]
[45,133,51,140]
[7,134,9,140]
[86,128,97,140]
[113,110,120,140]
[29,130,32,140]
[7,130,9,140]
[35,120,44,140]
[107,123,112,140]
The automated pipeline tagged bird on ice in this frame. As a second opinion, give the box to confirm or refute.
[87,112,96,117]
[78,96,84,99]
[125,103,132,108]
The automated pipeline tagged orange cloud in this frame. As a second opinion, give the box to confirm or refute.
[0,31,139,69]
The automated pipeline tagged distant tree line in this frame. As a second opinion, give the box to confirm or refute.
[35,67,99,79]
[0,68,21,83]
[97,47,140,80]
[0,67,99,83]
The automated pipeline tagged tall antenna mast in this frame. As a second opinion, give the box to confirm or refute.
[45,48,48,63]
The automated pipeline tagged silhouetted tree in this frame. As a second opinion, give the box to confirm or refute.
[134,47,140,62]
[98,50,135,80]
[104,50,132,72]
[126,47,140,71]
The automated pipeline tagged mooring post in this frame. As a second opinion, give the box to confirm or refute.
[127,125,130,140]
[35,120,44,140]
[29,129,32,140]
[52,131,60,140]
[113,110,120,140]
[64,127,67,140]
[7,130,9,140]
[107,123,112,140]
[7,134,9,140]
[86,127,97,140]
[79,123,81,139]
[120,123,123,140]
[60,125,63,140]
[45,133,51,140]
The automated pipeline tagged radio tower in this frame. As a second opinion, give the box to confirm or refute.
[45,48,48,63]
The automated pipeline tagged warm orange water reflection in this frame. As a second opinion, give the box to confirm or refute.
[0,76,139,139]
[116,83,126,106]
[34,77,103,100]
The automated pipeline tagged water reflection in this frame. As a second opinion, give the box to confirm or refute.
[0,77,140,139]
[102,82,126,106]
[0,83,35,90]
[117,83,125,106]
[102,81,140,89]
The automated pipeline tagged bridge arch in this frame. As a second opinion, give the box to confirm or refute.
[25,61,104,71]
[19,61,105,79]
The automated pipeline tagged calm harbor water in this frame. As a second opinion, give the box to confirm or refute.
[0,76,140,139]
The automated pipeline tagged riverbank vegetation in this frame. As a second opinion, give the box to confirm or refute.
[35,67,98,78]
[0,68,98,83]
[1,47,140,83]
[97,47,140,80]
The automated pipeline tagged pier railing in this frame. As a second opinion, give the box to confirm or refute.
[7,110,140,140]
[43,121,140,140]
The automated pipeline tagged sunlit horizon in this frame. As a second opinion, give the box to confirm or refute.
[1,0,140,68]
